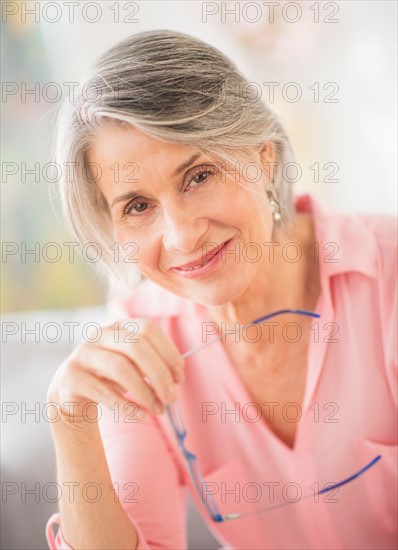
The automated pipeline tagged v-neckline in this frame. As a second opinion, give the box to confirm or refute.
[216,325,309,452]
[194,271,335,454]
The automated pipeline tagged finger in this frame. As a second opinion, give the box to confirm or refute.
[54,367,148,423]
[97,378,149,421]
[137,321,185,383]
[100,320,185,384]
[92,324,180,405]
[70,346,165,415]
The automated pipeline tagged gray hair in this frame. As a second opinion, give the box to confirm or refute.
[52,29,297,298]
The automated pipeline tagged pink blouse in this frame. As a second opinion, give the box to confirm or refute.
[46,193,397,549]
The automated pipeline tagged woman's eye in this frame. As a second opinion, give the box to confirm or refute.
[124,200,149,216]
[192,171,209,184]
[187,169,214,189]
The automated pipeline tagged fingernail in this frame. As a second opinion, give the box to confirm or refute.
[165,383,177,402]
[174,366,185,383]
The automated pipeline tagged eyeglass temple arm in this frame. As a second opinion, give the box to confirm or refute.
[180,309,321,360]
[220,455,383,522]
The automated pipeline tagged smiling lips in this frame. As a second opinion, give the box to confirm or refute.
[171,240,230,271]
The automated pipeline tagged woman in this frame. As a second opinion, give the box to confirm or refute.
[45,30,397,549]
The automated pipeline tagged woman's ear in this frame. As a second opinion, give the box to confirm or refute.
[259,142,276,184]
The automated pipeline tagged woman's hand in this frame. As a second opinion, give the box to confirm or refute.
[47,318,185,425]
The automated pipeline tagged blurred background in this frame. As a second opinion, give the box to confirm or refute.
[1,1,397,549]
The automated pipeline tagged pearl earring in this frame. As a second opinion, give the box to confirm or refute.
[270,199,281,221]
[266,189,281,222]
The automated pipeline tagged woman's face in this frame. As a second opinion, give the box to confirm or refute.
[90,124,276,306]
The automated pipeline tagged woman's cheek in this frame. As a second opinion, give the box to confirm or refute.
[115,224,136,247]
[114,227,155,270]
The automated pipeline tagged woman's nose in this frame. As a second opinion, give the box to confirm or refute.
[161,204,209,253]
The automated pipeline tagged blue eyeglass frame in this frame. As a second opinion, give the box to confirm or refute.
[165,309,382,523]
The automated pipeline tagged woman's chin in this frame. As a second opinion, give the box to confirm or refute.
[188,282,247,308]
[148,272,250,307]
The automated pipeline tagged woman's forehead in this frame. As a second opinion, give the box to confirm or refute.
[89,124,198,166]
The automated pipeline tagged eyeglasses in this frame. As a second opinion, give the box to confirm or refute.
[165,309,382,522]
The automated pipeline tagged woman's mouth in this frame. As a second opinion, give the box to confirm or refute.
[170,239,233,279]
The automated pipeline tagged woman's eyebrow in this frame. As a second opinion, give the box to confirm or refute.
[111,191,144,208]
[172,152,201,176]
[110,152,202,208]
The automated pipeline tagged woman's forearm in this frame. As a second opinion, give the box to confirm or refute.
[50,418,138,550]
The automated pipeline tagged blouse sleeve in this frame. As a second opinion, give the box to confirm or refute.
[45,509,153,550]
[45,513,72,550]
[45,407,188,549]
